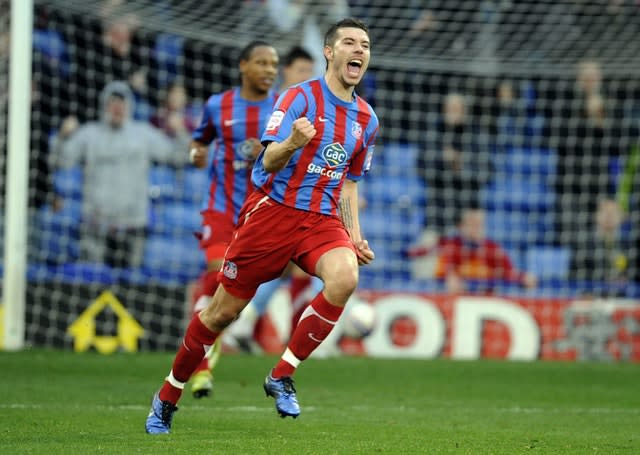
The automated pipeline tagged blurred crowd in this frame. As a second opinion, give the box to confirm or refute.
[1,0,639,297]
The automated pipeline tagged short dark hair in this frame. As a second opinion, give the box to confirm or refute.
[282,46,314,67]
[238,40,272,64]
[323,18,370,48]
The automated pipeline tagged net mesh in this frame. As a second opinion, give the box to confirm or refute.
[1,0,639,350]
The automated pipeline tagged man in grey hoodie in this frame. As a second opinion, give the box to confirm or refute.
[53,80,190,268]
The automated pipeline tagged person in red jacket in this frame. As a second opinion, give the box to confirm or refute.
[435,208,537,294]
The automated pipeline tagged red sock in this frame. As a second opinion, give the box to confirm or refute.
[272,292,343,378]
[159,315,219,404]
[289,275,312,338]
[289,298,311,339]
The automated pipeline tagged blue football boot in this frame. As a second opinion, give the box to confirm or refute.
[145,392,178,434]
[263,375,301,418]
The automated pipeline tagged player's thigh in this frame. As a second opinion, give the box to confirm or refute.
[295,216,356,277]
[314,247,359,286]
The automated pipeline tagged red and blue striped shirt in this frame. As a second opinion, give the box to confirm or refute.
[255,77,379,216]
[192,87,278,222]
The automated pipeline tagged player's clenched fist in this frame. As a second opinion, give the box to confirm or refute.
[289,117,316,149]
[354,239,375,266]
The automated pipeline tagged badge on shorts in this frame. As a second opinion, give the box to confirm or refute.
[223,260,238,279]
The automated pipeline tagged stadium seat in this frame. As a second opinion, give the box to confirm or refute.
[377,142,419,172]
[180,168,209,203]
[360,205,424,244]
[33,29,70,77]
[485,209,553,248]
[53,166,83,199]
[481,179,555,212]
[148,165,178,202]
[154,33,184,87]
[150,202,201,236]
[142,234,204,279]
[493,147,557,183]
[364,173,425,207]
[525,246,571,279]
[36,201,82,263]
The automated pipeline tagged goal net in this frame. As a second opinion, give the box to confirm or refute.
[2,0,640,352]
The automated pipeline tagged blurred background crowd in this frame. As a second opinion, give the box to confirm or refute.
[2,0,640,300]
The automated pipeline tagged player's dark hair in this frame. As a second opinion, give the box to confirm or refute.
[238,40,272,64]
[282,45,314,67]
[323,18,370,48]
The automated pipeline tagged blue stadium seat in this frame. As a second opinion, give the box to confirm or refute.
[142,234,203,278]
[36,201,82,263]
[378,142,419,172]
[493,147,557,183]
[482,179,555,211]
[525,246,571,279]
[53,166,83,199]
[360,205,424,244]
[154,33,184,86]
[33,29,70,77]
[150,202,201,236]
[364,173,425,207]
[148,166,178,202]
[485,209,553,248]
[180,168,209,203]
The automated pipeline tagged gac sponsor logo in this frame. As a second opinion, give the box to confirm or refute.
[322,142,348,167]
[307,162,344,180]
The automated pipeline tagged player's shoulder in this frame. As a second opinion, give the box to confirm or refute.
[205,87,237,108]
[355,95,379,126]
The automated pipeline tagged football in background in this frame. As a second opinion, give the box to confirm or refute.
[342,300,376,339]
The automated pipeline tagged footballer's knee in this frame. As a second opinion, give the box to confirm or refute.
[323,264,359,305]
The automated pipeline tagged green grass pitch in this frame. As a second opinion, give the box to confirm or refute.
[1,350,638,454]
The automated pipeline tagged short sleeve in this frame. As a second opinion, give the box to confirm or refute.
[261,87,308,145]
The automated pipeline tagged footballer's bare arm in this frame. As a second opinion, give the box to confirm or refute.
[262,117,316,173]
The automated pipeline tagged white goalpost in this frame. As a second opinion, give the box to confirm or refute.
[2,0,33,350]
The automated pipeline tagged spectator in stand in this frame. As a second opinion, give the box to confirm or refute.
[71,11,153,121]
[434,208,537,294]
[52,81,190,268]
[571,198,638,296]
[554,88,636,246]
[150,80,198,136]
[417,92,493,236]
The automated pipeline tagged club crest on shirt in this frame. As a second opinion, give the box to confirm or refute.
[223,260,238,279]
[322,142,348,168]
[351,122,363,140]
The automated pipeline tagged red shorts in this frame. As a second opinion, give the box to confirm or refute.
[219,191,355,299]
[199,210,236,262]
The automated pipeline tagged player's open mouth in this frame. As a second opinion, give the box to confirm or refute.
[347,59,362,77]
